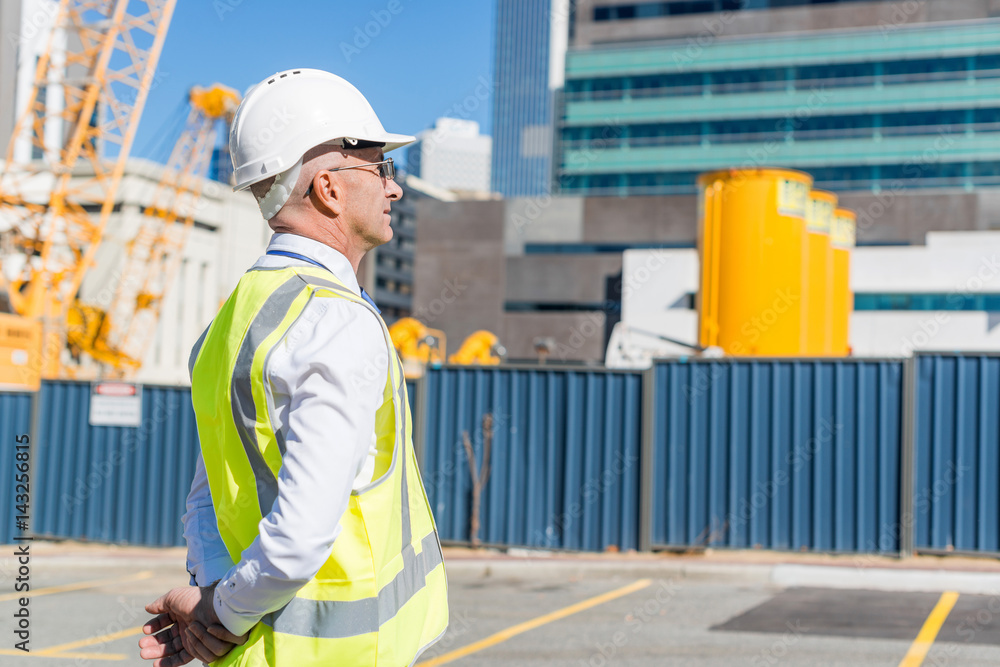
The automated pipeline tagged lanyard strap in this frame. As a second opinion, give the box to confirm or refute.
[266,249,381,314]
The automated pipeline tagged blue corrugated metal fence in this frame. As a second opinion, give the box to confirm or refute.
[649,359,903,554]
[419,366,643,551]
[1,353,996,556]
[1,392,34,544]
[34,382,199,546]
[912,354,1000,555]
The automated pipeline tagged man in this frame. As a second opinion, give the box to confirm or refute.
[138,68,449,667]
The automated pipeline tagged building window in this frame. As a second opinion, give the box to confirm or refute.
[711,67,785,94]
[796,62,876,88]
[855,293,1000,311]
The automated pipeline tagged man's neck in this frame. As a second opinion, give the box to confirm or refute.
[270,223,365,274]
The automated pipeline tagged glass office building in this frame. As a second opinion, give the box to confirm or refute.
[492,0,570,196]
[555,18,1000,196]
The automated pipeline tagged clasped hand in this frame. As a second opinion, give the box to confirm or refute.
[138,585,249,666]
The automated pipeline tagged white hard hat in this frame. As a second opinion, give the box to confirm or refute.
[229,68,414,217]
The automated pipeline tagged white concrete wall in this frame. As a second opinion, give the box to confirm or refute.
[610,231,1000,367]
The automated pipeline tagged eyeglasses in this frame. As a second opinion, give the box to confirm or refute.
[306,157,395,196]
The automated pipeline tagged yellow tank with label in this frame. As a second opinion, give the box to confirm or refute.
[831,208,856,356]
[698,168,812,355]
[806,190,837,356]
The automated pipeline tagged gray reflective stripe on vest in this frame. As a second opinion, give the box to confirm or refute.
[263,532,443,639]
[230,276,306,517]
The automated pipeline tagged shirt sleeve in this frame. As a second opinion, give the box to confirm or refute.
[182,454,235,586]
[212,296,390,636]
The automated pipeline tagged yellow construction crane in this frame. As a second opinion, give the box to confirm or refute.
[0,0,176,379]
[67,84,241,375]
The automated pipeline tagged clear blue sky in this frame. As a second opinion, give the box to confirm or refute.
[133,0,496,161]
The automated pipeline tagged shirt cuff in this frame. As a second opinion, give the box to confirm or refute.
[193,555,237,588]
[213,560,265,637]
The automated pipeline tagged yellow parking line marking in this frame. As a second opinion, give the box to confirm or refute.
[0,570,153,602]
[418,578,653,667]
[0,649,126,660]
[37,625,145,656]
[898,591,960,667]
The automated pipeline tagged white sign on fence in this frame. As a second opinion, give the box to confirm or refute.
[89,382,143,427]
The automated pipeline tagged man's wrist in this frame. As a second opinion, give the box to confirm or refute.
[197,583,221,626]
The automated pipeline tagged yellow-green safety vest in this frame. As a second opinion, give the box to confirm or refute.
[190,264,448,666]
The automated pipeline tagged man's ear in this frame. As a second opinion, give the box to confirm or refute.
[310,170,343,217]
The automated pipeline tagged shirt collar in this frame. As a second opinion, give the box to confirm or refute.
[265,233,361,294]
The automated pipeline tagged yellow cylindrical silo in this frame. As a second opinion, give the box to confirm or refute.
[697,168,812,356]
[831,208,856,356]
[806,190,837,356]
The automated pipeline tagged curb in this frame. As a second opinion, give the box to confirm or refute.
[441,557,1000,595]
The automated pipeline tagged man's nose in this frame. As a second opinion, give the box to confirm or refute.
[386,178,403,201]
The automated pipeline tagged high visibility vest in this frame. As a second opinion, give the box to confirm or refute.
[190,265,448,667]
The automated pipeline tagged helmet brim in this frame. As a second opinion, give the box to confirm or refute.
[379,132,417,153]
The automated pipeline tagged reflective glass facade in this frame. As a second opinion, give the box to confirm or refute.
[492,0,556,196]
[556,20,1000,196]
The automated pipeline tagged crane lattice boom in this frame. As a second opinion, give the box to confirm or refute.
[0,0,176,378]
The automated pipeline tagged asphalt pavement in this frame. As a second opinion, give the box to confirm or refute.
[0,542,998,666]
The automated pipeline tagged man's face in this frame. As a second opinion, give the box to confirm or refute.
[336,146,402,249]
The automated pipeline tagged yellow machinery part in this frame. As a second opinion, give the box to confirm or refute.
[388,317,446,379]
[449,331,503,365]
[831,208,857,356]
[0,313,42,391]
[806,190,838,356]
[189,84,241,119]
[697,168,813,356]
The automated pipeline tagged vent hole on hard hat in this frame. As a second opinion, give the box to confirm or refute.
[293,70,301,74]
[280,74,287,78]
[267,79,275,84]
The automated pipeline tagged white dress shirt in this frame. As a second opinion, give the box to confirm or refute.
[182,232,390,636]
